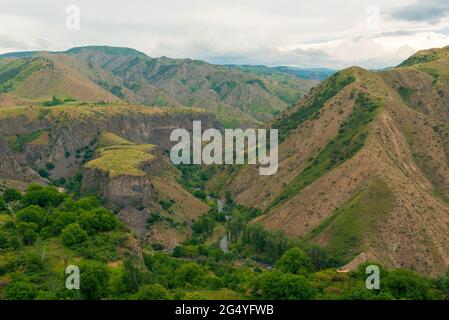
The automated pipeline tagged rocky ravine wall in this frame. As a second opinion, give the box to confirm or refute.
[0,107,217,238]
[81,166,154,209]
[0,109,219,181]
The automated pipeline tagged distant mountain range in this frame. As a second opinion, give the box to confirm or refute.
[226,64,335,80]
[0,46,329,127]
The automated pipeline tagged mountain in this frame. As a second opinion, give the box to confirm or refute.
[0,46,319,126]
[0,45,319,249]
[222,45,449,275]
[2,45,449,276]
[227,64,335,81]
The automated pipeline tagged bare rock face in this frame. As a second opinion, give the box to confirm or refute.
[0,106,219,176]
[117,205,150,239]
[81,167,153,209]
[82,166,153,238]
[0,136,46,183]
[0,105,216,243]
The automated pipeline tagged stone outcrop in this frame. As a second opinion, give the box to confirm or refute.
[81,166,153,209]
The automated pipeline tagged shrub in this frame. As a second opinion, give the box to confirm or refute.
[77,209,118,235]
[3,188,21,203]
[147,213,163,226]
[17,222,39,245]
[172,246,187,258]
[0,196,5,210]
[174,263,206,287]
[276,247,312,275]
[42,96,62,107]
[192,215,215,237]
[37,168,50,178]
[159,199,173,210]
[91,208,118,232]
[135,284,171,300]
[79,261,110,300]
[61,223,88,248]
[5,280,38,300]
[0,231,9,249]
[76,197,100,210]
[21,184,66,207]
[383,269,433,300]
[252,271,315,300]
[16,205,46,229]
[193,190,207,200]
[45,162,55,170]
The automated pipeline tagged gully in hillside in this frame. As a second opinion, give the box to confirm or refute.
[170,121,278,175]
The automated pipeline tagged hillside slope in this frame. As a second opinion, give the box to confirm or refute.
[0,103,216,247]
[0,54,118,106]
[225,46,449,275]
[0,46,318,126]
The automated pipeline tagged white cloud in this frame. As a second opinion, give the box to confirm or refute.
[389,0,449,24]
[278,31,449,68]
[0,34,28,50]
[0,0,448,68]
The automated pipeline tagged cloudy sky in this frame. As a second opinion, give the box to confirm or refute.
[1,0,449,69]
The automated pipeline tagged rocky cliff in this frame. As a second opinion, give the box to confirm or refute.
[0,103,214,244]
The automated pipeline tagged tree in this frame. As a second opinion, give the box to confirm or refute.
[242,224,288,261]
[79,261,110,299]
[276,247,312,275]
[122,254,149,293]
[45,162,55,170]
[305,244,334,271]
[172,245,187,258]
[76,196,100,210]
[3,188,22,203]
[192,215,215,237]
[135,284,171,300]
[252,271,315,300]
[5,280,38,300]
[0,231,9,249]
[342,286,395,300]
[228,211,246,241]
[0,196,5,210]
[16,205,46,229]
[37,168,50,178]
[21,184,66,208]
[383,269,433,300]
[437,269,449,299]
[174,262,206,287]
[46,210,78,235]
[91,208,118,232]
[17,222,39,245]
[61,223,88,248]
[76,208,118,235]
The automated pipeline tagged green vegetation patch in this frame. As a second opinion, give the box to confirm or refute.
[270,93,381,210]
[398,51,440,67]
[305,178,394,263]
[6,130,50,152]
[397,86,414,102]
[0,183,447,300]
[182,289,246,300]
[0,58,45,93]
[273,88,302,105]
[273,70,356,142]
[85,144,155,177]
[98,132,132,148]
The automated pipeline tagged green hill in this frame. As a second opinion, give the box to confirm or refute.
[0,46,319,126]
